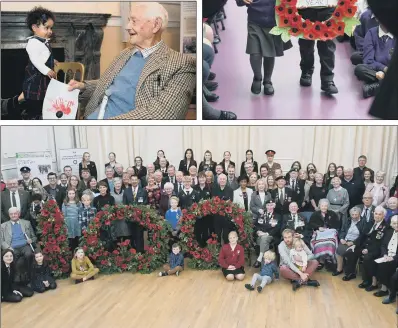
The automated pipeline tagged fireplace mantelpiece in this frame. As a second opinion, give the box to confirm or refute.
[1,11,111,80]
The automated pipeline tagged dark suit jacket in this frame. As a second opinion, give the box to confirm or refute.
[226,177,239,191]
[123,186,148,205]
[271,188,296,215]
[1,263,17,298]
[178,160,197,176]
[286,179,305,206]
[198,161,217,174]
[79,161,98,180]
[162,176,177,187]
[43,185,66,210]
[1,190,30,222]
[282,213,311,245]
[193,184,212,201]
[360,220,388,256]
[380,228,398,261]
[159,191,177,216]
[240,161,259,177]
[357,204,375,231]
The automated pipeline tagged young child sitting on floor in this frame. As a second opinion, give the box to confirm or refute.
[354,24,396,98]
[290,239,308,272]
[70,248,99,284]
[351,8,379,65]
[31,250,57,293]
[245,250,279,293]
[23,6,58,119]
[159,243,184,277]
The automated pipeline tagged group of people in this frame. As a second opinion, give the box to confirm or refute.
[1,148,397,313]
[202,0,398,119]
[1,2,196,120]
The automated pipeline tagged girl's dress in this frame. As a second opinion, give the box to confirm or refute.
[22,36,55,119]
[31,262,56,292]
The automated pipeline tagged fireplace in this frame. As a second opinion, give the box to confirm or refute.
[1,11,110,99]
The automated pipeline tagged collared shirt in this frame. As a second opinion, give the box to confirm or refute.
[378,27,394,40]
[388,231,398,257]
[11,220,20,225]
[346,220,361,241]
[184,188,193,195]
[361,206,372,222]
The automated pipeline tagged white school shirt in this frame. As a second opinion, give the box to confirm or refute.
[26,37,52,75]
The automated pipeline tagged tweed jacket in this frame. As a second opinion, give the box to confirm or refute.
[81,42,196,120]
[1,219,37,250]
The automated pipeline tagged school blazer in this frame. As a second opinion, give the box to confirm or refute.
[233,188,253,211]
[81,42,196,120]
[250,191,272,220]
[1,219,37,250]
[1,190,30,222]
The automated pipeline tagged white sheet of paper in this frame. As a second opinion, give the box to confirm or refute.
[42,79,79,120]
[297,0,338,8]
[374,257,386,263]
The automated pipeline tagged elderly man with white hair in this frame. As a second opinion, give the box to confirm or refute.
[68,2,196,120]
[1,207,37,284]
[341,167,366,211]
[1,178,30,223]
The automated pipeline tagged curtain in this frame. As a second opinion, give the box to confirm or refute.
[75,126,397,184]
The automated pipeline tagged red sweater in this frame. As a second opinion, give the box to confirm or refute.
[218,244,245,269]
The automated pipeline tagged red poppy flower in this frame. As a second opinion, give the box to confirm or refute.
[279,15,291,28]
[343,5,357,18]
[284,6,296,18]
[333,7,345,20]
[276,4,286,17]
[289,27,301,37]
[335,21,346,36]
[303,27,319,40]
[289,14,302,28]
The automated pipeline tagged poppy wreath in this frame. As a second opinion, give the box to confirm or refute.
[80,204,172,274]
[179,197,253,270]
[270,0,360,41]
[37,200,72,278]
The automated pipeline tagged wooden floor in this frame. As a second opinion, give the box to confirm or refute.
[2,265,396,328]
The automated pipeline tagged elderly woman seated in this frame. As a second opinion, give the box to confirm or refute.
[358,206,389,291]
[385,197,398,224]
[332,206,367,281]
[307,199,341,270]
[282,202,311,247]
[373,215,398,304]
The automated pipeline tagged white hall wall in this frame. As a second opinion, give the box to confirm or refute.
[1,126,397,185]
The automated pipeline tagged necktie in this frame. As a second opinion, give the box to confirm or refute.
[192,178,195,185]
[280,190,284,204]
[133,189,137,200]
[179,183,182,192]
[12,192,16,207]
[365,208,369,221]
[7,267,10,275]
[382,35,388,43]
[187,191,190,196]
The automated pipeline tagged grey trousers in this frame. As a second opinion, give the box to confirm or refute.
[251,273,272,287]
[257,234,273,253]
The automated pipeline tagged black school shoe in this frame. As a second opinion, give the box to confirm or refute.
[263,82,274,96]
[205,81,219,92]
[253,261,261,268]
[251,79,262,94]
[306,279,320,287]
[358,281,371,288]
[363,82,380,99]
[373,290,389,297]
[218,111,237,120]
[208,72,216,81]
[365,285,378,292]
[292,280,301,291]
[342,273,356,281]
[332,270,343,276]
[245,284,255,291]
[300,72,312,87]
[321,81,338,94]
